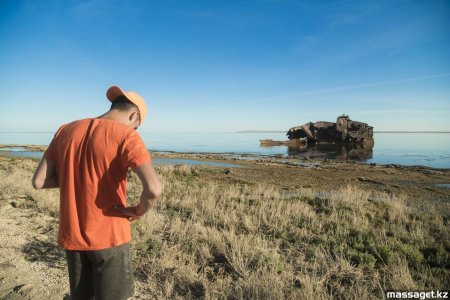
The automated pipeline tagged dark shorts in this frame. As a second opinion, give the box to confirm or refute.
[65,242,134,300]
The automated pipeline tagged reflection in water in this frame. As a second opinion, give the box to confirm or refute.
[261,143,374,162]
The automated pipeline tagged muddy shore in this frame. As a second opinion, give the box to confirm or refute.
[2,144,450,215]
[154,152,450,215]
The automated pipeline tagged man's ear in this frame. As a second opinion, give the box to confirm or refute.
[129,111,139,122]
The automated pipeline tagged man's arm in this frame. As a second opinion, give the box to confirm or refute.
[115,162,162,220]
[32,157,59,189]
[134,161,162,214]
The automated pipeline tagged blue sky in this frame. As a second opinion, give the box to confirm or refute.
[1,0,449,132]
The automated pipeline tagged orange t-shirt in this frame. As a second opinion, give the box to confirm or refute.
[44,118,151,250]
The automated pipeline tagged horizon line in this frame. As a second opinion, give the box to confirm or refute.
[1,130,450,134]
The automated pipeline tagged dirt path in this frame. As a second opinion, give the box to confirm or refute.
[0,196,68,299]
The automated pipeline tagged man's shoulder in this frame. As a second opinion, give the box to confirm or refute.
[62,118,92,128]
[55,118,136,140]
[64,118,127,131]
[95,119,135,136]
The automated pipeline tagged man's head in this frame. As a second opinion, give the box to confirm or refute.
[106,86,148,130]
[109,96,141,129]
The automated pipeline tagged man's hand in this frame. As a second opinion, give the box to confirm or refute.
[114,205,142,222]
[114,162,162,221]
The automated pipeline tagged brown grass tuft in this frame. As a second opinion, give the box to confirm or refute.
[1,158,449,299]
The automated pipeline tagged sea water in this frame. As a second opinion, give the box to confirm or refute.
[0,132,449,168]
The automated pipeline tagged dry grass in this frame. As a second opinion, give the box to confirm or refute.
[1,157,449,299]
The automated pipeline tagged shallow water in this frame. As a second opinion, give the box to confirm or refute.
[435,183,450,189]
[152,158,240,168]
[0,149,43,158]
[0,147,27,152]
[0,132,449,168]
[0,149,240,168]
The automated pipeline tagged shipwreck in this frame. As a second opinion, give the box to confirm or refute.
[261,115,374,146]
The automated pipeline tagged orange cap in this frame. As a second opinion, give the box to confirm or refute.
[106,86,148,125]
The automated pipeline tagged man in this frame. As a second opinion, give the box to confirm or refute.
[32,86,162,300]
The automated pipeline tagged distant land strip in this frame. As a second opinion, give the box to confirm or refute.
[374,131,450,133]
[237,130,285,133]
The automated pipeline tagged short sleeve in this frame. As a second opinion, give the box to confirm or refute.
[120,131,151,171]
[44,139,55,160]
[44,125,65,160]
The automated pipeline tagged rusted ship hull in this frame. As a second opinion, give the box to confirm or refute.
[286,115,373,144]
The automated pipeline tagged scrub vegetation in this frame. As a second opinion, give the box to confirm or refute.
[128,164,450,299]
[0,157,449,299]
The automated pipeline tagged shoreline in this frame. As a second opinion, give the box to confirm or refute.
[1,145,449,216]
[1,143,449,171]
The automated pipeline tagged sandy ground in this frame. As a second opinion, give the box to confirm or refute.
[0,148,449,299]
[0,194,68,299]
[0,192,153,299]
